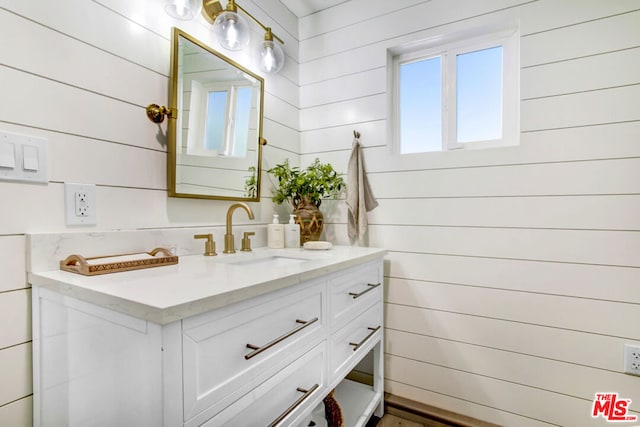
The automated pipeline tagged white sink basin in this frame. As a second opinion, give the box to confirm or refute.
[213,250,321,268]
[227,255,309,267]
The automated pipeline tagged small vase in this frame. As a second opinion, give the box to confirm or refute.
[293,196,323,245]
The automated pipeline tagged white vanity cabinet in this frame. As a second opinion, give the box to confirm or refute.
[31,248,385,427]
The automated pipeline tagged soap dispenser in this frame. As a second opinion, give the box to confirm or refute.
[268,214,285,249]
[285,214,301,248]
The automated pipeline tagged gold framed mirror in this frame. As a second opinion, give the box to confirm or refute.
[167,27,264,201]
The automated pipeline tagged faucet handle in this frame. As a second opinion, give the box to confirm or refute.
[241,232,255,252]
[194,234,217,256]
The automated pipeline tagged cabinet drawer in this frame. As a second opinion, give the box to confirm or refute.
[330,302,382,381]
[201,342,326,427]
[182,282,325,422]
[329,260,382,331]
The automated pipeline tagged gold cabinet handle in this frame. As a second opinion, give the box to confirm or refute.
[245,317,319,360]
[349,282,381,299]
[267,384,319,427]
[349,325,381,351]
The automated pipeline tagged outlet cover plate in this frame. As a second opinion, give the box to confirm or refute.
[623,343,640,376]
[64,183,96,226]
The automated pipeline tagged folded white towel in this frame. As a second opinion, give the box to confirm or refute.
[346,136,378,245]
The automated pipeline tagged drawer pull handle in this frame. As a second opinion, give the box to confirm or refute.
[268,383,320,427]
[245,317,319,360]
[349,325,381,351]
[349,282,381,299]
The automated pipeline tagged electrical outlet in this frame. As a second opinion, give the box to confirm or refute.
[75,191,89,216]
[623,343,640,376]
[65,183,96,226]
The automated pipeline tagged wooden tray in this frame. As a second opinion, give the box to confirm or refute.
[60,247,178,276]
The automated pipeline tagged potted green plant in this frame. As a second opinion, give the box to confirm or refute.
[268,158,345,243]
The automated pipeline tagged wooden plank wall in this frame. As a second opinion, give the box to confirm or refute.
[299,0,640,425]
[2,0,639,425]
[0,0,298,424]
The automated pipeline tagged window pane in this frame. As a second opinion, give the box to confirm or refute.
[456,46,502,143]
[399,56,442,153]
[231,86,252,157]
[204,90,227,152]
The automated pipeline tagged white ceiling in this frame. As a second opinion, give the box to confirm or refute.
[279,0,349,17]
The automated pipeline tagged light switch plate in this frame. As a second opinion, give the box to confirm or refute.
[0,131,48,184]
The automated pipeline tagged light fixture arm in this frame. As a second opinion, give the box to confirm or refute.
[202,0,284,45]
[233,2,284,44]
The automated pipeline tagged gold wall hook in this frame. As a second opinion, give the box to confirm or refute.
[146,104,177,124]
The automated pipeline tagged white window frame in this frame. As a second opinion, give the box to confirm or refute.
[390,26,520,154]
[187,79,252,157]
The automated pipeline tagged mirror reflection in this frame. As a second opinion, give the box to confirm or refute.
[168,28,264,200]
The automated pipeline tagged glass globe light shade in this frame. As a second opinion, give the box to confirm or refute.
[259,40,285,74]
[164,0,201,20]
[213,11,250,51]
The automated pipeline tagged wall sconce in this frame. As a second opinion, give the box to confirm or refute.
[164,0,202,20]
[206,0,250,51]
[259,27,284,74]
[164,0,285,73]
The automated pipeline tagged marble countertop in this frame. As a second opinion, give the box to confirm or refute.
[29,245,385,325]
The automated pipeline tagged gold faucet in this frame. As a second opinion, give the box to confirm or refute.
[241,231,255,252]
[194,233,217,256]
[224,203,255,254]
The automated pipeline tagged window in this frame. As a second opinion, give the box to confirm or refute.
[187,80,254,158]
[391,28,519,153]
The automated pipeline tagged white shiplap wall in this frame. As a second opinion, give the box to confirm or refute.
[299,0,640,426]
[0,0,298,424]
[2,0,640,425]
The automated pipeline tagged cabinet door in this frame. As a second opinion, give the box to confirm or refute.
[328,260,382,332]
[201,342,326,427]
[182,280,325,423]
[34,288,164,427]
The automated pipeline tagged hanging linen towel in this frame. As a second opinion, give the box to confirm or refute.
[346,133,378,245]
